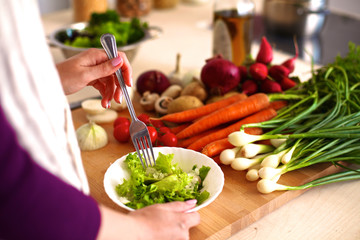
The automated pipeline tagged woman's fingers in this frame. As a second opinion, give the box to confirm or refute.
[160,199,197,212]
[114,86,122,104]
[118,52,133,87]
[102,77,116,108]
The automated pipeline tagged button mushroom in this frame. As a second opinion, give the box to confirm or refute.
[161,84,183,99]
[140,91,160,112]
[154,96,173,115]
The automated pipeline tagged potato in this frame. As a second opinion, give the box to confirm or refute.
[181,81,208,101]
[167,96,204,114]
[206,91,239,104]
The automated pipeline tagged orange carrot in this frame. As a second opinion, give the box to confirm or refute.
[201,138,233,157]
[269,100,288,111]
[244,127,263,135]
[177,128,220,148]
[187,108,276,151]
[158,93,247,123]
[177,93,270,139]
[169,123,191,134]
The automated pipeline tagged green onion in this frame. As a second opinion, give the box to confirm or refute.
[224,42,360,193]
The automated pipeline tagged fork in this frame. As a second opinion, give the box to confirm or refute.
[100,33,155,169]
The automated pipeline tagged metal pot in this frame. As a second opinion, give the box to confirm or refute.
[263,0,328,36]
[48,22,162,61]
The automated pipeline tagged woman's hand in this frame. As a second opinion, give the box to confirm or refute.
[56,48,132,108]
[128,200,200,240]
[97,200,200,240]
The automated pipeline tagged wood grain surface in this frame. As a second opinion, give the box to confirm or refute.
[72,97,340,240]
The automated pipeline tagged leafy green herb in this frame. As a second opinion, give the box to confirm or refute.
[115,152,211,209]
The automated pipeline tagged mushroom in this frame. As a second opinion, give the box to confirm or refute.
[140,91,160,112]
[154,96,173,115]
[161,84,183,98]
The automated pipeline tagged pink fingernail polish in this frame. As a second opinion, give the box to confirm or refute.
[111,56,122,67]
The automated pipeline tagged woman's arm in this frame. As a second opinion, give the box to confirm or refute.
[56,48,133,108]
[0,105,101,240]
[0,105,200,240]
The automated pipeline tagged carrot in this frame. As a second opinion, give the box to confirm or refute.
[269,100,288,111]
[177,93,270,139]
[169,123,191,134]
[187,107,276,151]
[201,138,233,157]
[177,128,220,148]
[157,93,247,123]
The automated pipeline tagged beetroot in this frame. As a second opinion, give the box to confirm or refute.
[256,37,273,65]
[136,70,170,95]
[241,79,258,95]
[200,58,241,95]
[268,65,290,82]
[279,77,297,90]
[249,62,268,81]
[260,78,282,93]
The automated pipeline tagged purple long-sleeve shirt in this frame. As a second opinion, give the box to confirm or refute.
[0,105,101,240]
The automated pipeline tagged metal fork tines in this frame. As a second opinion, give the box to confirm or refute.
[100,33,155,169]
[131,121,156,168]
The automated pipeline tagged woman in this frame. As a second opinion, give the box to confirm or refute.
[0,0,200,239]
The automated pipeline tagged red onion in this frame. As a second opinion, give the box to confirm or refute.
[136,70,170,95]
[200,58,241,95]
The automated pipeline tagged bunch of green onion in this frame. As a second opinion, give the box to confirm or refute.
[220,42,360,194]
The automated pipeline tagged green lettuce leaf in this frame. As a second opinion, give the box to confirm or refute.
[115,152,211,209]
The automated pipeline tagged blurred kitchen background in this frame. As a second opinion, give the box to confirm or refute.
[39,0,360,65]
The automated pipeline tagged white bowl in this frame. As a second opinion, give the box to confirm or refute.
[104,147,224,212]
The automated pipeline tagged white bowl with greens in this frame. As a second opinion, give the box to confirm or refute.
[104,147,224,212]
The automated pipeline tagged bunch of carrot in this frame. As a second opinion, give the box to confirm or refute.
[158,92,288,163]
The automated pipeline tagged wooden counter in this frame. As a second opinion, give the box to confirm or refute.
[43,2,360,239]
[71,100,346,240]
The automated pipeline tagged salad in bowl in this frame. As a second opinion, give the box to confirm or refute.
[104,147,224,212]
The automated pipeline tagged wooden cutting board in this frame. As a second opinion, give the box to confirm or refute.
[71,97,340,240]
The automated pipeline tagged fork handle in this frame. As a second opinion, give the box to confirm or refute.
[100,33,137,121]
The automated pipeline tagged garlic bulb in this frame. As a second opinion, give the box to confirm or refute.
[168,53,183,85]
[76,121,108,151]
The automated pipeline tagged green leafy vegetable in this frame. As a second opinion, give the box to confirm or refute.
[225,42,360,194]
[64,10,148,48]
[115,152,211,209]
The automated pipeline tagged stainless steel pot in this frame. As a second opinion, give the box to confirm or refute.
[263,0,328,36]
[48,22,162,61]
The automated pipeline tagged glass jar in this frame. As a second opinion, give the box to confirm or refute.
[213,0,255,66]
[116,0,152,18]
[72,0,108,22]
